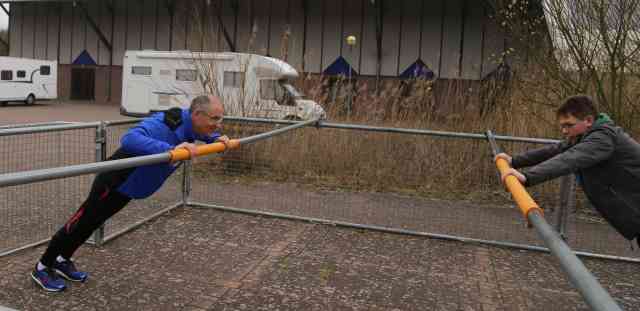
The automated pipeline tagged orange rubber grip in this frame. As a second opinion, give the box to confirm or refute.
[169,139,240,162]
[495,158,543,221]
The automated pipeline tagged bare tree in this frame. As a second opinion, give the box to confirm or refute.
[495,0,640,130]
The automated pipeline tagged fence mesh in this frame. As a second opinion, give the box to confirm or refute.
[189,121,639,260]
[0,120,636,260]
[0,128,95,255]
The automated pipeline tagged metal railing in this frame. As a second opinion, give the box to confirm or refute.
[0,117,633,310]
[487,130,622,311]
[188,117,639,261]
[0,118,318,255]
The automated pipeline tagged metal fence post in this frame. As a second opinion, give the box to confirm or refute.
[556,175,575,240]
[182,160,192,207]
[90,121,107,246]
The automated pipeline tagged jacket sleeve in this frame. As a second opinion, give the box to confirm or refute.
[120,121,174,155]
[511,142,566,169]
[197,132,222,144]
[523,128,616,187]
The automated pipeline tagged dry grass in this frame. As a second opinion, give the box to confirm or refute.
[185,5,585,207]
[191,75,565,207]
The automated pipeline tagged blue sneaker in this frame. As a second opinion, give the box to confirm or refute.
[31,267,66,292]
[53,260,88,282]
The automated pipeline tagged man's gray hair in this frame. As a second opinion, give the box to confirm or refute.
[190,95,211,112]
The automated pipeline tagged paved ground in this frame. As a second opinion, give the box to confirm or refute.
[1,101,640,310]
[1,207,639,311]
[0,100,131,125]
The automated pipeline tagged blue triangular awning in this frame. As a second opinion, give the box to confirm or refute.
[323,56,358,76]
[72,50,97,66]
[400,59,434,79]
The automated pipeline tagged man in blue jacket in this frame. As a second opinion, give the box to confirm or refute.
[31,95,229,292]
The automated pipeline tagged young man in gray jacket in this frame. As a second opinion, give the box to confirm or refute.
[496,95,640,247]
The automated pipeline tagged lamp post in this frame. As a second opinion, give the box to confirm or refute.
[345,35,357,117]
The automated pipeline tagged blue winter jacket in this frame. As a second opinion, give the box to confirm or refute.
[116,109,221,199]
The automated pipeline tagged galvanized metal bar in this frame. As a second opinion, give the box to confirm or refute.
[90,121,108,246]
[0,122,101,137]
[0,153,171,188]
[0,238,50,258]
[0,118,314,188]
[557,174,575,240]
[528,210,623,311]
[182,160,191,208]
[223,116,560,145]
[487,130,623,311]
[562,175,575,236]
[188,202,640,264]
[0,121,77,130]
[485,130,502,155]
[237,118,319,145]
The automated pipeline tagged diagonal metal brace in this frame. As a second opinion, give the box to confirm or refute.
[76,1,112,51]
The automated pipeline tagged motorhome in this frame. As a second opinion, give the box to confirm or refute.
[0,57,57,105]
[120,50,326,120]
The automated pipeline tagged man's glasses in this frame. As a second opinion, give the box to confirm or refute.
[559,119,588,130]
[200,111,223,124]
[559,122,578,130]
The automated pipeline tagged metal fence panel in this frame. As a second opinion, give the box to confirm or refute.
[189,121,639,260]
[0,128,95,174]
[0,128,96,255]
[1,119,636,261]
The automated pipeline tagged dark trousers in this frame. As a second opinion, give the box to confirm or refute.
[40,150,134,267]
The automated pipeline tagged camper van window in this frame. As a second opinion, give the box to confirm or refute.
[17,71,26,78]
[40,66,51,75]
[1,70,12,81]
[132,66,152,76]
[176,69,197,81]
[282,83,302,98]
[260,80,291,104]
[224,71,244,88]
[260,80,276,100]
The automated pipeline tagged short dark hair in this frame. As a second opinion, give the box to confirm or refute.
[556,95,598,120]
[190,95,211,112]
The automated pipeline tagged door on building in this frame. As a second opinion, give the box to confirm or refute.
[71,67,95,100]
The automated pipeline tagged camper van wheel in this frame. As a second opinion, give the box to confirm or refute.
[0,102,6,107]
[25,94,36,105]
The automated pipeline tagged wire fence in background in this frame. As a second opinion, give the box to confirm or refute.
[0,118,637,262]
[189,119,639,261]
[0,121,182,255]
[0,127,95,256]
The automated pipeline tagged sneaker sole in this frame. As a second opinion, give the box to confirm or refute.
[30,272,65,292]
[54,269,87,283]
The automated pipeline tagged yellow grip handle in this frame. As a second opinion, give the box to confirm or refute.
[169,139,241,162]
[495,158,543,221]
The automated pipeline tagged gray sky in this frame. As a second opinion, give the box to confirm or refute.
[0,4,7,30]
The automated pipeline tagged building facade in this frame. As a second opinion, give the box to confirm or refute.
[5,0,513,103]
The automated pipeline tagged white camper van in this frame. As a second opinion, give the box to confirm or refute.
[0,57,57,105]
[120,50,326,120]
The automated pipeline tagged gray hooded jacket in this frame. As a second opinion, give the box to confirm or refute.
[512,114,640,240]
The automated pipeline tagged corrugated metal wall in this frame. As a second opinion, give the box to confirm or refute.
[6,0,516,103]
[9,0,508,80]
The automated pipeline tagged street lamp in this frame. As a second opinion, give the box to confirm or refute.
[345,35,357,117]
